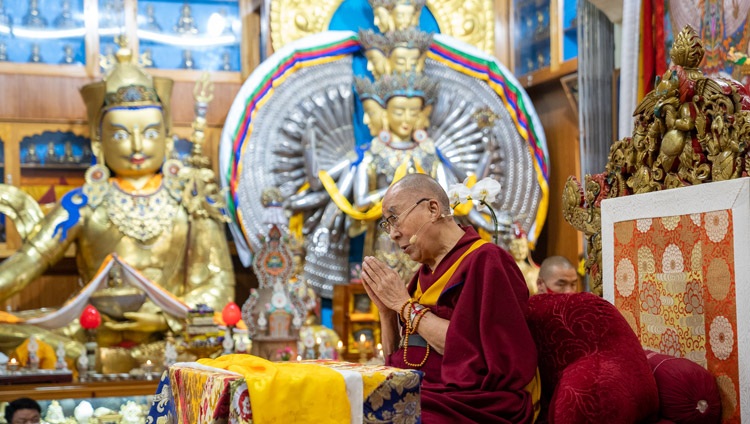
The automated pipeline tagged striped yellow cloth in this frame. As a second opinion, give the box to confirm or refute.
[199,354,351,423]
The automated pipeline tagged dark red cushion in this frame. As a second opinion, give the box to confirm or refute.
[645,350,721,424]
[527,293,659,424]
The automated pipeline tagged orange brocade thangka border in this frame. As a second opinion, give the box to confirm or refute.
[613,211,740,423]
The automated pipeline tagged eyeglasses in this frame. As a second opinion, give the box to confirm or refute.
[379,198,430,233]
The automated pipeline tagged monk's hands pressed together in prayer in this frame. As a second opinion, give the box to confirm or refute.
[361,256,410,313]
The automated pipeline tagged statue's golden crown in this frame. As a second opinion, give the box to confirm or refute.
[80,42,174,138]
[379,72,439,105]
[359,27,432,53]
[386,27,433,51]
[359,29,392,54]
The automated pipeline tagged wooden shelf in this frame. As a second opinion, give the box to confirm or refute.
[0,380,160,402]
[518,58,577,88]
[21,163,90,171]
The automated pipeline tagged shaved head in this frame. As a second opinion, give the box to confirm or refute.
[387,173,450,213]
[538,256,579,294]
[539,256,575,279]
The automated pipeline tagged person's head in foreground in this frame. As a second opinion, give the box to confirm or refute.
[380,174,465,269]
[537,255,579,294]
[5,398,41,424]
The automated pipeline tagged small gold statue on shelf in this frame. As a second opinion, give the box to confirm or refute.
[180,49,195,69]
[60,44,76,65]
[22,0,47,28]
[53,0,76,29]
[0,0,12,28]
[25,144,40,164]
[219,8,233,36]
[537,53,546,69]
[0,41,234,368]
[61,141,77,163]
[142,4,162,32]
[28,43,43,63]
[44,141,58,163]
[535,10,547,36]
[221,51,231,71]
[174,3,198,35]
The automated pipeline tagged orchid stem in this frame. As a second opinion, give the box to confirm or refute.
[481,200,499,245]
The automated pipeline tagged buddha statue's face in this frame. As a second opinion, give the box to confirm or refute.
[364,49,390,79]
[362,99,387,136]
[372,6,393,33]
[386,96,423,140]
[96,106,168,177]
[508,237,529,262]
[390,46,422,73]
[392,4,417,30]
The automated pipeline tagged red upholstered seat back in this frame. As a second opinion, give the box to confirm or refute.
[527,293,660,424]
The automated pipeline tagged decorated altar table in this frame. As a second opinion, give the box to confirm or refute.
[147,356,423,423]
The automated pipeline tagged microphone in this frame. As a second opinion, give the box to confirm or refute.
[409,221,430,245]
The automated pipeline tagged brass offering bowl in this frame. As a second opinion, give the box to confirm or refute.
[90,287,146,319]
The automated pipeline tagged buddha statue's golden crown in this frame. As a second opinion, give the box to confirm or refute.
[386,27,433,50]
[669,25,704,69]
[359,28,433,53]
[80,40,174,137]
[356,72,438,106]
[359,29,392,54]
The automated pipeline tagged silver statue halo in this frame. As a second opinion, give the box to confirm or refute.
[220,31,548,298]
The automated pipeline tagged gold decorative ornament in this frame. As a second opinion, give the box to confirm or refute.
[563,25,750,294]
[270,0,344,51]
[427,0,493,54]
[269,0,494,54]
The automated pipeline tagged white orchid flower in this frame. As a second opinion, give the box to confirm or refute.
[447,183,471,208]
[470,178,501,211]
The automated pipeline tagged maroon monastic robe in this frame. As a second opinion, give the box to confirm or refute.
[386,227,538,423]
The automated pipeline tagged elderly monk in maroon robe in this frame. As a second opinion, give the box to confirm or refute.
[362,174,540,423]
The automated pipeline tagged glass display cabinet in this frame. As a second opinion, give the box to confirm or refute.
[0,380,159,423]
[0,0,256,78]
[135,0,241,72]
[511,0,578,87]
[0,0,87,67]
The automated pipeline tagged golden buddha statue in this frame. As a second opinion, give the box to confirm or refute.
[353,72,439,210]
[358,28,431,80]
[385,28,431,74]
[368,0,424,33]
[0,44,234,362]
[173,3,198,35]
[508,223,539,296]
[358,29,391,80]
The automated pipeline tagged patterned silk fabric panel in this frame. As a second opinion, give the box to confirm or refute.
[168,366,240,423]
[613,211,740,423]
[146,371,177,424]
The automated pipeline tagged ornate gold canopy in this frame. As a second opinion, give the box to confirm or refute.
[269,0,494,54]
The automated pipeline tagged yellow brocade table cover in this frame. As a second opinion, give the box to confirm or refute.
[162,355,423,424]
[199,355,350,423]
